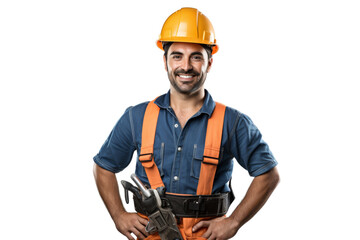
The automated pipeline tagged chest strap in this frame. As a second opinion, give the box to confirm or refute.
[139,99,226,195]
[197,102,225,195]
[138,100,165,189]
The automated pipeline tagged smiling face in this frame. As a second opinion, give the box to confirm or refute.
[164,42,213,95]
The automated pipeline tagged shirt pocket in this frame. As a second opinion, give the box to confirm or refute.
[136,143,165,179]
[190,144,204,179]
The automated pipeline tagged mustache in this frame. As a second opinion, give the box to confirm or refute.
[174,69,200,76]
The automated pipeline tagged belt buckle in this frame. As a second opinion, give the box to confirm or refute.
[185,196,205,218]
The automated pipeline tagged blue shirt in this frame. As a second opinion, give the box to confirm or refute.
[94,90,277,194]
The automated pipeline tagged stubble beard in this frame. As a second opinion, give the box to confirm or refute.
[168,69,207,96]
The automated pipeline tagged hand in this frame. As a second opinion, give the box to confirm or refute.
[114,211,149,240]
[192,216,239,240]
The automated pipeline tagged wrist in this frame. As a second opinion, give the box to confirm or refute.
[111,208,126,222]
[228,214,243,230]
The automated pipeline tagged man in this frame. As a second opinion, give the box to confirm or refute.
[94,7,279,240]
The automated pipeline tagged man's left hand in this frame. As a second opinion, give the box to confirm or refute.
[192,216,239,240]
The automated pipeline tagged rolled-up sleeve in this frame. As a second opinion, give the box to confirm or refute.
[230,113,277,177]
[93,107,136,173]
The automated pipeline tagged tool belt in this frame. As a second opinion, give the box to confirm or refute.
[134,192,233,218]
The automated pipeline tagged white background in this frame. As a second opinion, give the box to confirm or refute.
[1,0,359,239]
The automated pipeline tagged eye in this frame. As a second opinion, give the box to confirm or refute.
[192,55,203,61]
[172,55,182,60]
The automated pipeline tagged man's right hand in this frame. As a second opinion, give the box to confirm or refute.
[93,164,150,240]
[114,211,149,240]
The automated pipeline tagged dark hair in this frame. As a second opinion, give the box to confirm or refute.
[162,42,213,61]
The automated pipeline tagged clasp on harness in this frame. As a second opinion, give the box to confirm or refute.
[139,153,153,162]
[203,156,219,165]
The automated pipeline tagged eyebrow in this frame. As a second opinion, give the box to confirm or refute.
[169,51,183,56]
[169,51,204,57]
[190,52,204,57]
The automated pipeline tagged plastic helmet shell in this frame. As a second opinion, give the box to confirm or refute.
[157,7,219,54]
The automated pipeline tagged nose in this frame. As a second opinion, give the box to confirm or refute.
[181,58,193,72]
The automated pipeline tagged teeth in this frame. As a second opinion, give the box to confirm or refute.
[179,75,193,79]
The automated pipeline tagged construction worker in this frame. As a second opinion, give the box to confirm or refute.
[93,7,280,240]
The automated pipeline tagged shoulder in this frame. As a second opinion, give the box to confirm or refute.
[221,104,243,123]
[111,101,149,128]
[116,101,149,128]
[219,104,256,131]
[223,105,241,118]
[128,101,150,117]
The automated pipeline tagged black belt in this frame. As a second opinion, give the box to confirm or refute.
[134,192,234,218]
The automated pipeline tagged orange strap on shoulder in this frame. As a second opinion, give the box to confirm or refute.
[139,99,165,189]
[196,102,226,195]
[140,100,226,194]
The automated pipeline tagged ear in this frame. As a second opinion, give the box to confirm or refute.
[206,57,213,73]
[163,55,168,71]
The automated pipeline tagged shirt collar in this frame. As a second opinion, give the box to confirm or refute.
[154,89,216,116]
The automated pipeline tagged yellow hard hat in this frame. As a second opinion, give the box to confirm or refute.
[157,7,219,54]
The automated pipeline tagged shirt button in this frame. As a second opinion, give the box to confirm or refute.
[174,176,179,181]
[174,123,179,128]
[177,147,182,152]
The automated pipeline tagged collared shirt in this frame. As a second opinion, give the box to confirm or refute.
[94,90,277,194]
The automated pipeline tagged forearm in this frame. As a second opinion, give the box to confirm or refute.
[93,163,126,221]
[230,167,280,229]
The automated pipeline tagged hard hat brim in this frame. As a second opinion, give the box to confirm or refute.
[156,40,219,55]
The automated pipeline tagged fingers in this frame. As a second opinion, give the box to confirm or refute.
[137,215,149,226]
[133,216,149,239]
[200,217,237,240]
[202,228,212,239]
[192,220,209,232]
[136,215,149,236]
[124,232,135,240]
[116,212,149,240]
[124,225,147,240]
[207,235,215,240]
[131,227,147,240]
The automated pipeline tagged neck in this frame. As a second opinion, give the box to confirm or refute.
[169,88,205,112]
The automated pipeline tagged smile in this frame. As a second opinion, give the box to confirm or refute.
[178,75,194,79]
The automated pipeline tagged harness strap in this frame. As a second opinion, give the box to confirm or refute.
[196,102,226,195]
[139,99,165,189]
[139,99,226,195]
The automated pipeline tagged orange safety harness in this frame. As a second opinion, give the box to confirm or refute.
[138,99,226,195]
[137,99,230,239]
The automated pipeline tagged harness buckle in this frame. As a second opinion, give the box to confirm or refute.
[203,156,219,165]
[139,153,153,162]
